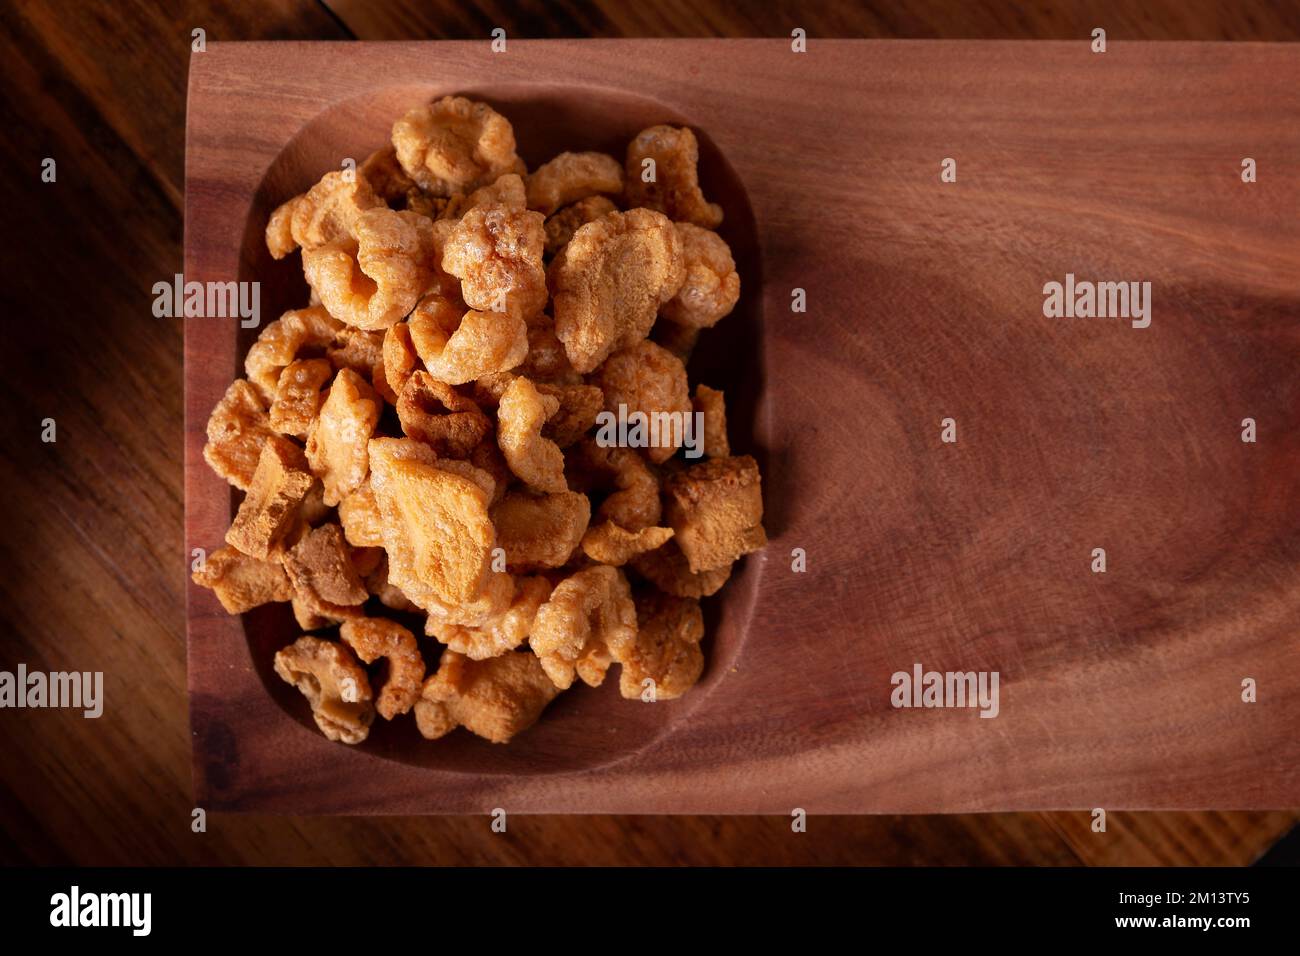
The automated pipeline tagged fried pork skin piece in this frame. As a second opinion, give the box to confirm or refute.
[391,95,523,197]
[661,222,740,329]
[543,195,618,257]
[692,384,730,458]
[225,435,315,560]
[191,545,292,614]
[624,125,723,229]
[395,371,491,458]
[619,591,705,700]
[244,306,343,404]
[337,480,385,547]
[265,170,381,260]
[530,565,637,690]
[425,575,552,660]
[305,368,382,506]
[663,455,766,573]
[581,522,673,567]
[415,650,561,744]
[592,340,691,464]
[280,523,369,608]
[273,636,375,744]
[547,208,685,373]
[339,617,425,720]
[269,358,332,439]
[565,438,661,531]
[538,383,603,447]
[203,379,275,491]
[497,376,568,493]
[525,151,624,216]
[441,203,548,322]
[490,489,591,571]
[629,538,732,598]
[408,296,529,385]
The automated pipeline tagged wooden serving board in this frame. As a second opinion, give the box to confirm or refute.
[185,39,1300,814]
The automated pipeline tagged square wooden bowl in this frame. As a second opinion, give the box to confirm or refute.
[186,40,1300,813]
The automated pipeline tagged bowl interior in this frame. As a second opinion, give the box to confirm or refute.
[235,83,763,775]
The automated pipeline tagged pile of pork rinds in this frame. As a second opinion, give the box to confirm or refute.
[194,95,765,746]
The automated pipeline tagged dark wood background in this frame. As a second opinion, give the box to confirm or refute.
[2,0,1297,865]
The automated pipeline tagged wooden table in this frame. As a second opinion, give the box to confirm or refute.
[1,0,1295,865]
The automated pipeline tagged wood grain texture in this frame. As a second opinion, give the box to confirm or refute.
[187,39,1300,814]
[1,0,1294,865]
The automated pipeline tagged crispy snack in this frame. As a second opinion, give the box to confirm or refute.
[468,436,510,505]
[624,125,723,229]
[497,376,568,493]
[426,575,552,660]
[661,222,740,328]
[303,208,435,330]
[203,379,275,490]
[367,437,496,612]
[273,636,375,744]
[619,591,705,700]
[548,208,685,373]
[692,384,729,458]
[305,368,382,506]
[442,203,548,321]
[281,523,369,609]
[225,435,315,560]
[392,96,523,197]
[538,382,603,447]
[490,489,591,571]
[269,358,332,439]
[408,295,528,385]
[327,326,386,381]
[526,151,624,216]
[592,340,691,464]
[395,371,491,458]
[663,455,766,573]
[192,545,292,614]
[339,617,425,720]
[298,479,332,527]
[379,320,418,403]
[517,316,580,382]
[530,565,637,690]
[266,170,381,259]
[566,438,661,531]
[337,480,385,548]
[415,650,560,744]
[363,553,420,612]
[245,306,343,404]
[629,538,731,598]
[581,522,673,567]
[441,172,527,219]
[358,145,417,204]
[543,195,618,257]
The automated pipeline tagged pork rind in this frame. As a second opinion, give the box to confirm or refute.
[304,208,435,330]
[497,376,568,493]
[661,222,740,328]
[363,553,420,612]
[526,151,624,216]
[266,170,381,259]
[338,480,385,547]
[442,204,548,321]
[619,591,705,700]
[530,565,637,690]
[273,636,375,744]
[592,340,691,464]
[415,650,560,744]
[624,125,723,229]
[395,371,490,458]
[328,326,386,381]
[581,522,673,567]
[543,195,618,257]
[693,384,730,458]
[392,96,522,197]
[367,437,496,613]
[408,295,528,385]
[663,455,766,573]
[548,208,685,373]
[358,145,417,204]
[490,489,590,571]
[245,306,343,403]
[280,523,369,609]
[566,438,661,531]
[629,538,731,598]
[339,617,424,720]
[517,317,580,383]
[203,379,275,490]
[305,368,381,506]
[191,545,292,614]
[426,575,551,660]
[269,358,332,439]
[226,435,315,560]
[441,172,527,219]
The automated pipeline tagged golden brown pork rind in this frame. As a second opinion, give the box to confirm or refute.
[273,636,375,744]
[663,455,766,573]
[548,208,685,373]
[245,306,344,403]
[628,538,731,598]
[619,591,705,700]
[565,439,661,531]
[191,545,292,614]
[280,523,369,608]
[305,368,381,506]
[538,383,603,448]
[265,170,381,259]
[490,489,591,571]
[340,617,425,720]
[442,204,548,321]
[269,358,332,439]
[408,295,528,385]
[225,435,315,560]
[526,151,624,216]
[441,172,527,219]
[338,479,385,547]
[692,384,730,458]
[592,340,691,464]
[581,522,673,567]
[661,222,740,328]
[530,565,637,690]
[363,553,420,612]
[415,650,560,744]
[497,376,568,493]
[392,96,523,197]
[425,575,552,660]
[624,125,723,229]
[327,326,386,381]
[517,316,581,383]
[395,371,490,458]
[203,379,275,490]
[380,320,419,403]
[543,195,618,257]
